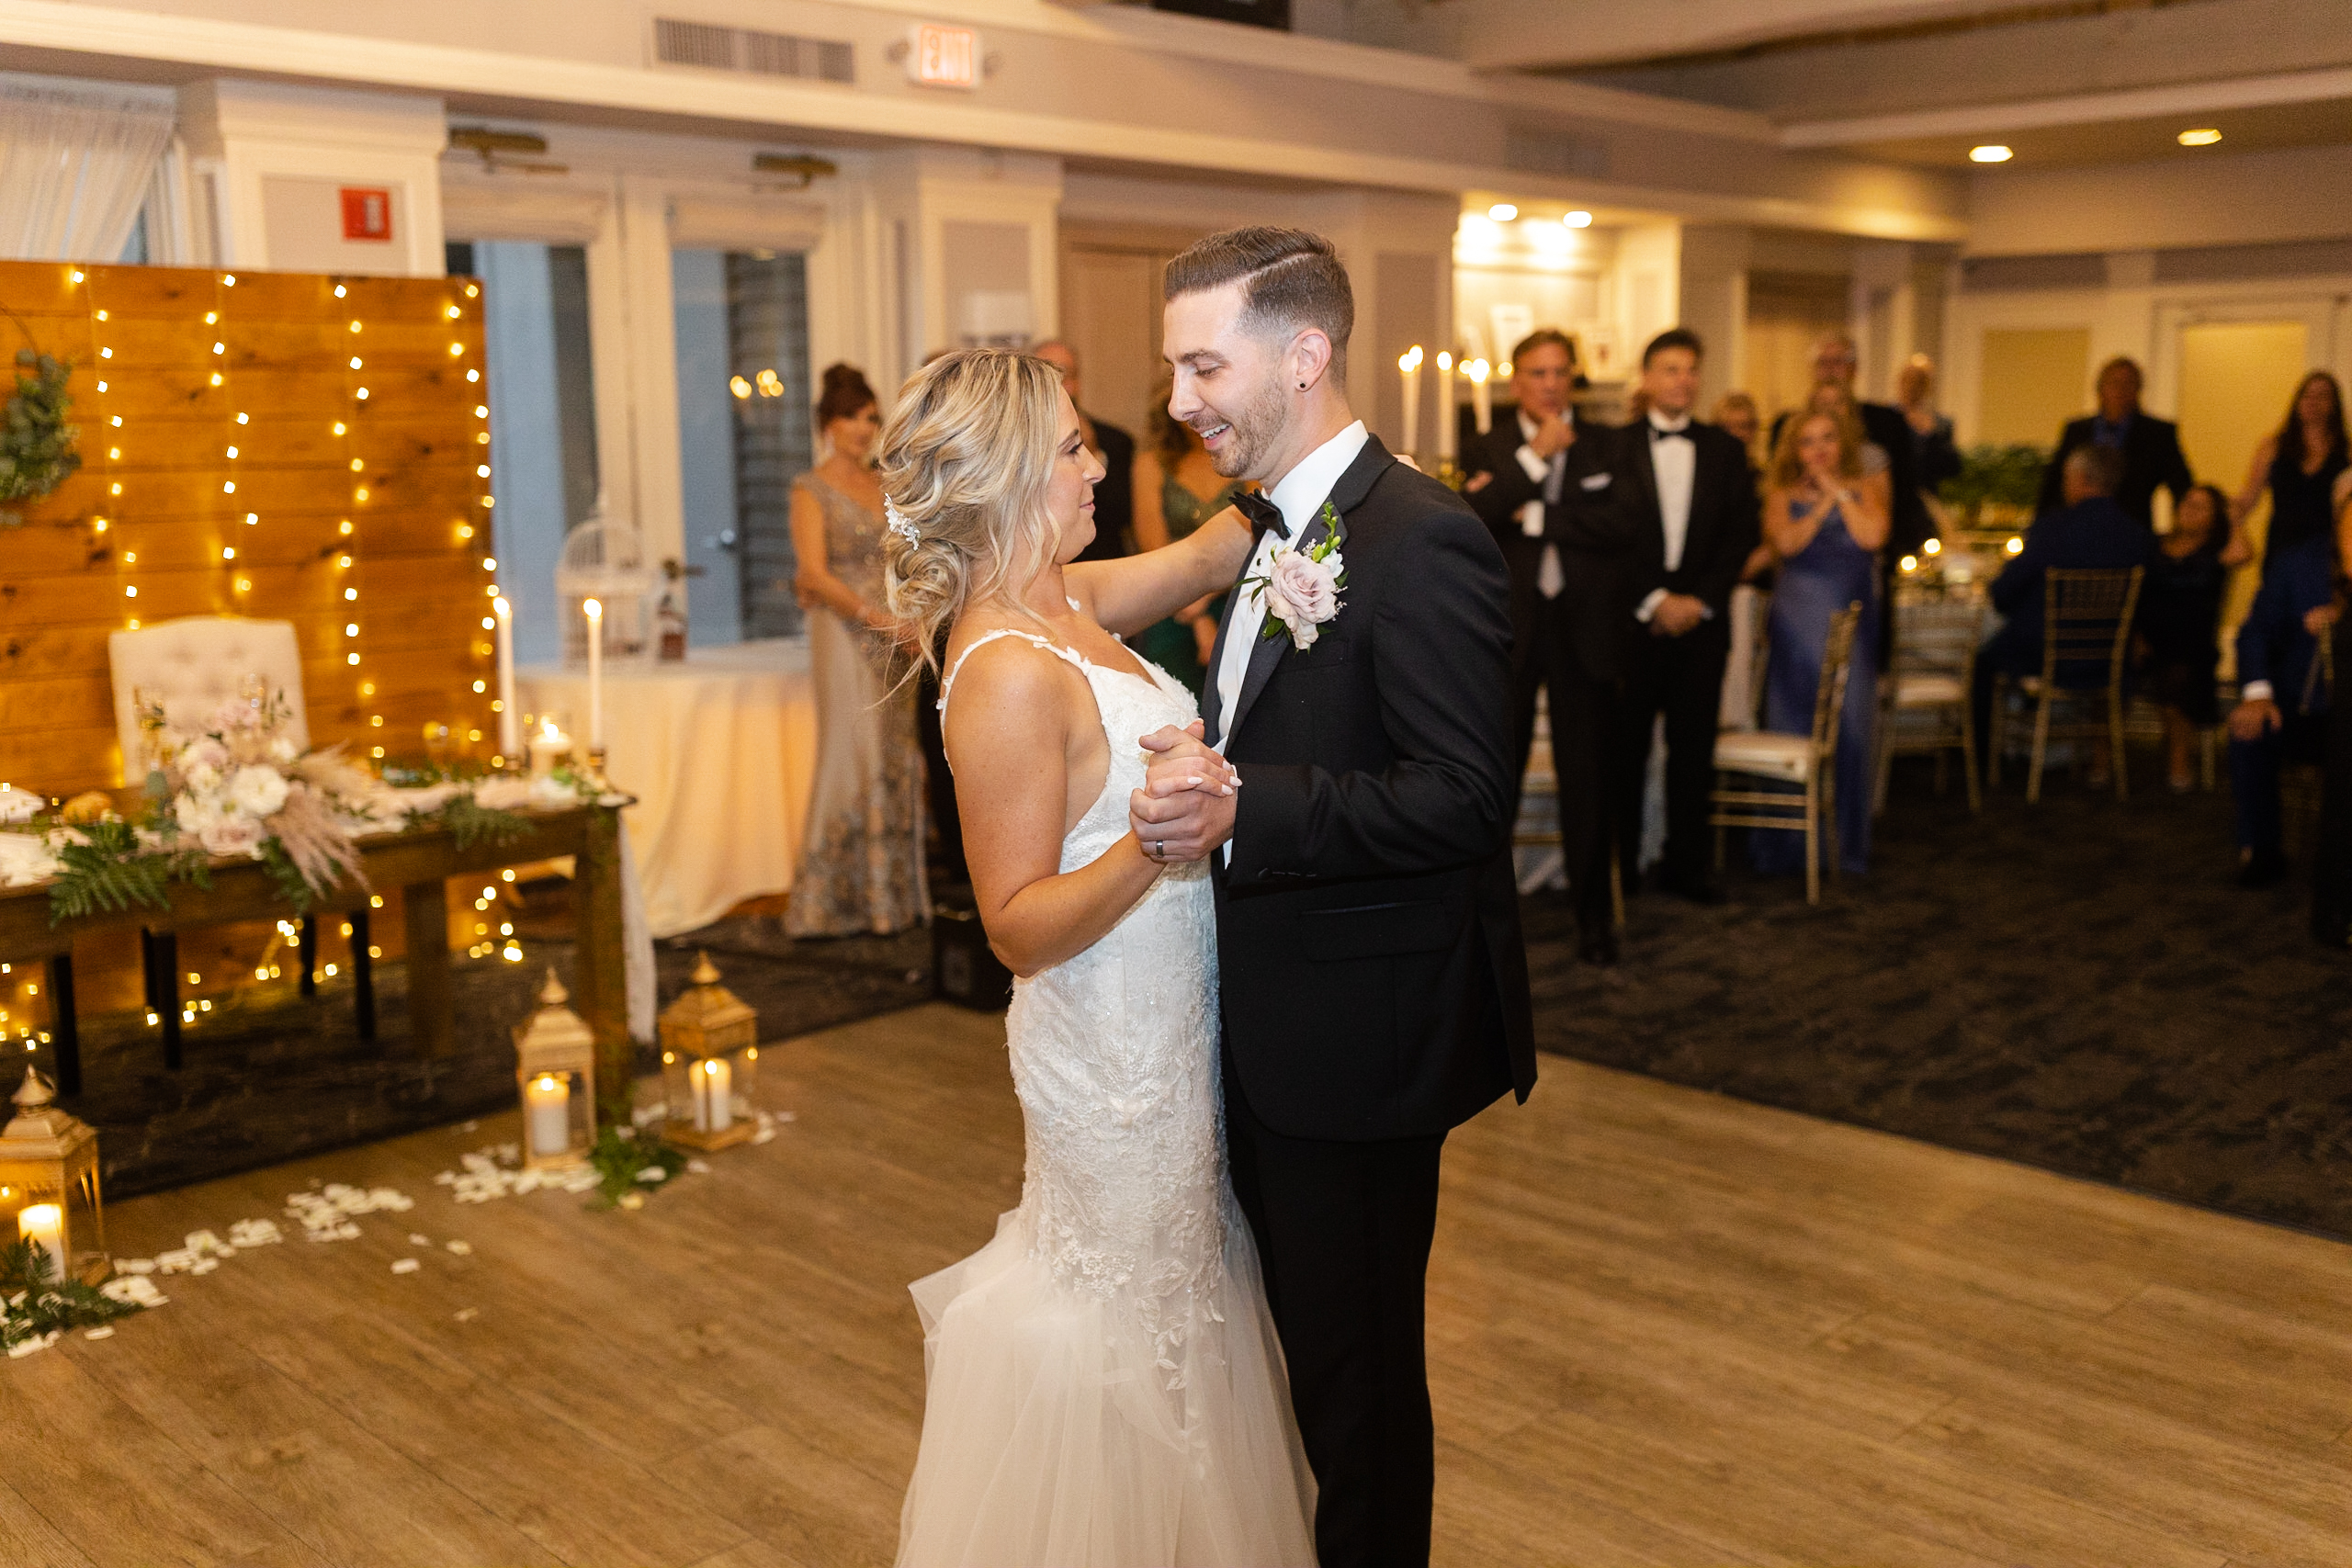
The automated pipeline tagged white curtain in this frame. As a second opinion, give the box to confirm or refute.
[0,78,175,263]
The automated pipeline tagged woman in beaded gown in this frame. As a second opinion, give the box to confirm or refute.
[878,349,1315,1566]
[786,364,927,937]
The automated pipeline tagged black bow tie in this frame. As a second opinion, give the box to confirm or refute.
[1649,423,1691,442]
[1233,489,1290,541]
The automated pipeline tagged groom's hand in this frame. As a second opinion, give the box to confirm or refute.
[1130,724,1239,861]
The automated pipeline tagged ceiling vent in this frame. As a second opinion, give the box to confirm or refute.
[653,19,854,84]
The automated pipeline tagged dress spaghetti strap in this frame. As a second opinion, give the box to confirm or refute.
[937,629,1084,716]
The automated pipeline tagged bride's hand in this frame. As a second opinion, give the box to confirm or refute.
[1136,722,1240,797]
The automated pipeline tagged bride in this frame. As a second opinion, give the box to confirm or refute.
[879,347,1317,1566]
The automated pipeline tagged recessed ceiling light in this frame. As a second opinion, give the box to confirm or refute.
[1969,144,2014,164]
[1487,202,1518,221]
[1563,210,1593,228]
[2177,128,2222,146]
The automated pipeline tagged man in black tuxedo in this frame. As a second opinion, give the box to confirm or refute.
[1612,328,1760,905]
[1033,339,1136,562]
[2032,355,2194,529]
[1463,328,1627,963]
[1130,226,1534,1568]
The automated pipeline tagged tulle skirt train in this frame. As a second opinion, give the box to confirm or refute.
[894,1201,1317,1567]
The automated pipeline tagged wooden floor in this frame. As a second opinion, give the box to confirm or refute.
[4,1003,2347,1568]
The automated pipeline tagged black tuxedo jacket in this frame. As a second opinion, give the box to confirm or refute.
[1610,418,1760,626]
[2034,412,2193,529]
[1071,414,1136,562]
[1208,434,1535,1142]
[1461,413,1631,679]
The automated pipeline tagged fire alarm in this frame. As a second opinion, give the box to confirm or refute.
[340,187,393,243]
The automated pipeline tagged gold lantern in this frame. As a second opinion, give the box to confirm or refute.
[0,1066,107,1286]
[513,969,597,1168]
[659,953,760,1151]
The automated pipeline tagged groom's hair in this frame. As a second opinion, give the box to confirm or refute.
[1164,227,1352,378]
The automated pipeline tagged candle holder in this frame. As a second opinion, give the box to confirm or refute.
[658,953,761,1152]
[0,1066,107,1286]
[513,969,597,1168]
[582,743,611,789]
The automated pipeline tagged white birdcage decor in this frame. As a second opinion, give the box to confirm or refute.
[556,513,659,667]
[0,1066,107,1287]
[659,953,761,1152]
[513,970,598,1168]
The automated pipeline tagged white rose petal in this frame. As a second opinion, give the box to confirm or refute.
[390,1258,421,1275]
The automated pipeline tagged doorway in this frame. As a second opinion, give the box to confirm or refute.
[1059,222,1204,441]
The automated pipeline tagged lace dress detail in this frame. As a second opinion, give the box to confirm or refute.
[897,629,1316,1568]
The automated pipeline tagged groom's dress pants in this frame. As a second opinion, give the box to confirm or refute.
[1223,1047,1447,1568]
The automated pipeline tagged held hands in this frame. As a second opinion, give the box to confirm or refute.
[2229,697,2282,742]
[1128,721,1240,863]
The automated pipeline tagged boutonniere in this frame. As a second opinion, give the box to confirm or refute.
[1244,502,1349,651]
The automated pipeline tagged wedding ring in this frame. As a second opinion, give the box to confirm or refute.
[1153,840,1166,859]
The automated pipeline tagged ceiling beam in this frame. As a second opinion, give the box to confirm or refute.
[1448,0,2028,73]
[1779,63,2352,145]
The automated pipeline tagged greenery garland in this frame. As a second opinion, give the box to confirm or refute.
[0,349,80,522]
[44,818,212,926]
[0,1238,146,1348]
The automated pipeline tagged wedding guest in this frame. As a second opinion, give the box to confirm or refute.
[1973,446,2155,784]
[2035,356,2193,530]
[1712,391,1764,470]
[2230,371,2348,579]
[786,363,927,936]
[1033,340,1136,564]
[1611,328,1759,905]
[1711,392,1772,728]
[1464,327,1625,962]
[2137,483,2233,793]
[1770,334,1931,560]
[1894,355,1963,501]
[2226,530,2337,887]
[2314,474,2352,946]
[1754,406,1888,878]
[1129,386,1242,695]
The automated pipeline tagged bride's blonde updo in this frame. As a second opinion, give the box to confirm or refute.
[878,348,1067,676]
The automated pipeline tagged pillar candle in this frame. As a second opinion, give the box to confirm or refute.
[581,597,604,749]
[528,717,571,777]
[493,596,517,762]
[17,1203,63,1283]
[1434,353,1456,462]
[693,1056,733,1133]
[525,1073,570,1158]
[1396,346,1423,458]
[1469,360,1493,434]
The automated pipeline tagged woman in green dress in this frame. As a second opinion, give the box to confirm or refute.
[1129,392,1247,695]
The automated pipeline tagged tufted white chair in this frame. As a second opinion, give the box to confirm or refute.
[107,616,309,784]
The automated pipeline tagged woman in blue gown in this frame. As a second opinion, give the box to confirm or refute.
[1753,404,1889,878]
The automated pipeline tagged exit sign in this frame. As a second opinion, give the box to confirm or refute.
[908,22,979,89]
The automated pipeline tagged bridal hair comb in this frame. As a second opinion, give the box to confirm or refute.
[885,497,922,545]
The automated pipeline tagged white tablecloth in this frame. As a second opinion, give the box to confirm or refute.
[517,639,816,938]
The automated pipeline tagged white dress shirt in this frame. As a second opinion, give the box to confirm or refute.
[1634,412,1700,624]
[1511,411,1570,600]
[1214,419,1368,862]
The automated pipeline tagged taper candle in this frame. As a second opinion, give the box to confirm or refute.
[493,596,517,762]
[1396,345,1423,458]
[1434,352,1457,461]
[582,597,604,749]
[1468,359,1493,434]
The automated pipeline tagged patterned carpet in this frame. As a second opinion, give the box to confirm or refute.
[1523,758,2352,1242]
[65,915,933,1200]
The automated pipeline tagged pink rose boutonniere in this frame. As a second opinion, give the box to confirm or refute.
[1248,502,1349,651]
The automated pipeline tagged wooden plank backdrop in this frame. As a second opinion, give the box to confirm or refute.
[0,259,498,795]
[0,261,503,1029]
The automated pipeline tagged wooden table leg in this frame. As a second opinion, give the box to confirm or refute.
[141,928,182,1070]
[299,915,318,998]
[349,908,376,1043]
[401,881,452,1058]
[45,953,78,1097]
[574,806,632,1130]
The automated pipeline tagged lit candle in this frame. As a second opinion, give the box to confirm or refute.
[17,1203,62,1283]
[582,597,604,749]
[525,1073,570,1158]
[529,716,571,777]
[693,1056,733,1134]
[1396,346,1423,458]
[1467,359,1493,435]
[493,595,517,762]
[1434,352,1456,462]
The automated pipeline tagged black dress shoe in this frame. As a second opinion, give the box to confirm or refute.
[1661,873,1727,906]
[1577,931,1620,967]
[2237,851,2290,890]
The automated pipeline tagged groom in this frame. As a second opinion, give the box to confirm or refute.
[1131,227,1536,1568]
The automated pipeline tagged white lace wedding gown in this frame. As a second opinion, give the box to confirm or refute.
[897,628,1317,1568]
